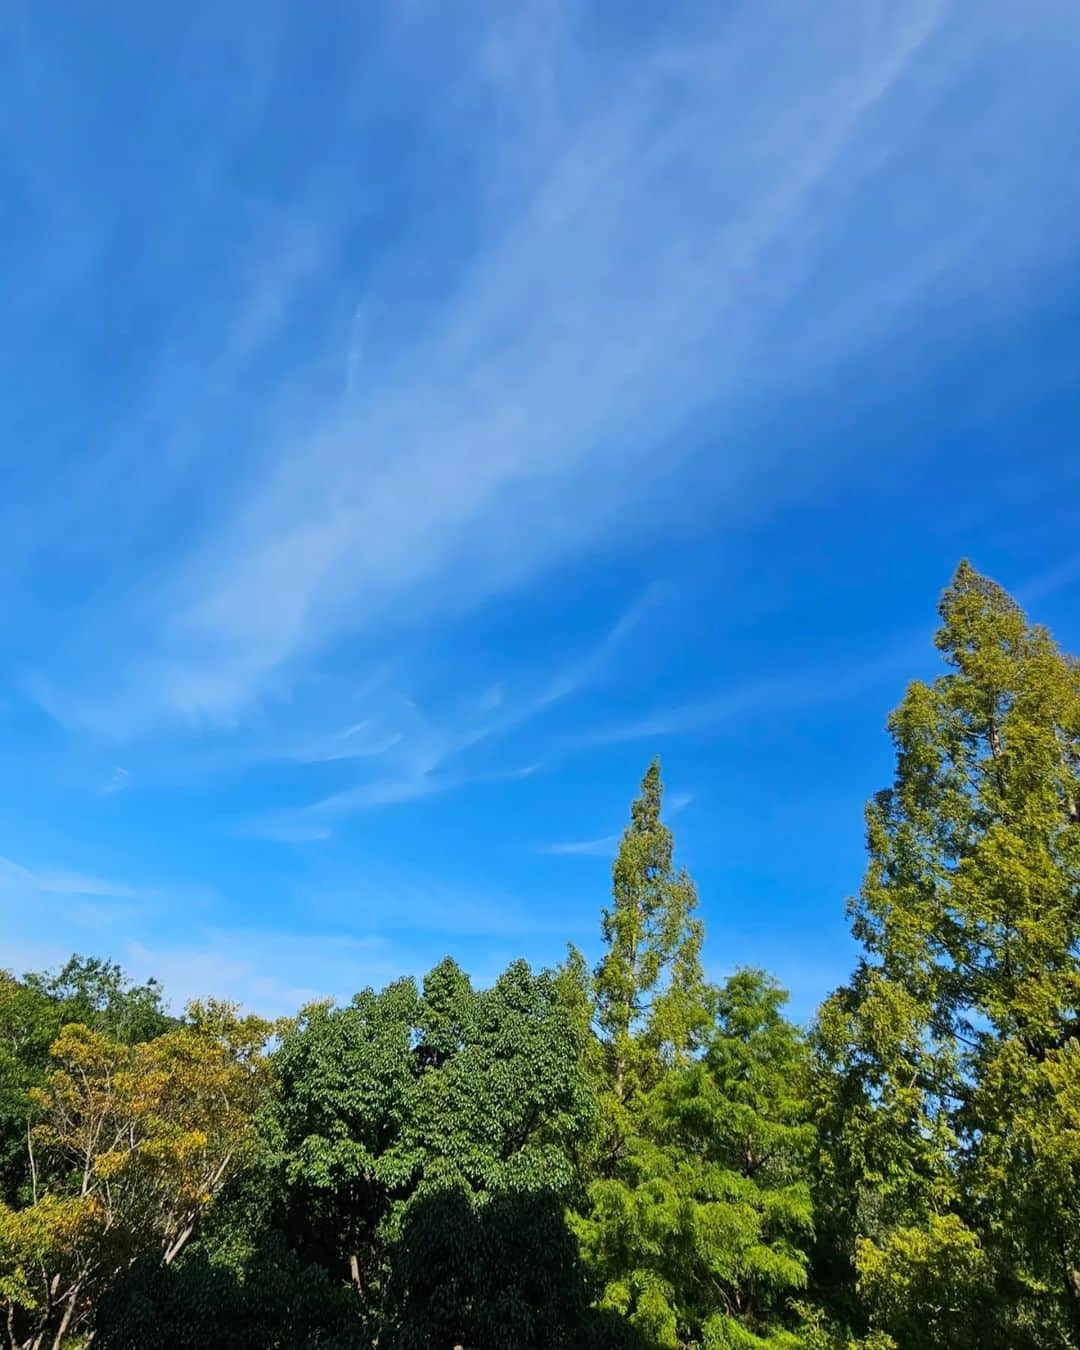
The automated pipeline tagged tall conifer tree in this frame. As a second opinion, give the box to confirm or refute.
[594,758,706,1105]
[816,561,1080,1347]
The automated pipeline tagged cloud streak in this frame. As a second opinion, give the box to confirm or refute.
[0,854,149,901]
[541,835,619,858]
[159,5,945,718]
[122,931,397,1017]
[250,585,660,834]
[565,643,922,751]
[26,0,1043,736]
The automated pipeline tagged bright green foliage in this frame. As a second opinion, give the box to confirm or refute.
[595,758,707,1107]
[814,561,1080,1345]
[578,970,814,1348]
[0,1192,100,1319]
[812,966,959,1308]
[855,1214,993,1349]
[577,764,815,1347]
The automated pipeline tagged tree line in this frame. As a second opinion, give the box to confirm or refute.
[2,560,1079,1348]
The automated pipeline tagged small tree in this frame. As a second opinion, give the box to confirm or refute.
[0,959,173,1213]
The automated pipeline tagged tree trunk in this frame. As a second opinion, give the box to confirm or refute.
[164,1221,196,1266]
[49,1287,79,1350]
[1061,1242,1080,1346]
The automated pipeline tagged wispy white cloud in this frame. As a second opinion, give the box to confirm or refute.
[26,0,1041,736]
[101,766,130,795]
[0,855,158,967]
[244,818,334,844]
[122,931,398,1017]
[0,918,524,1020]
[297,866,578,945]
[567,642,920,751]
[0,845,555,1014]
[541,785,691,858]
[3,0,1077,1027]
[1017,552,1080,607]
[0,853,423,1016]
[541,834,619,858]
[151,5,945,724]
[575,549,1080,757]
[0,854,149,901]
[249,586,660,834]
[9,0,1080,931]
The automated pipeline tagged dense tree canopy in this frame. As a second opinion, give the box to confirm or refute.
[1,561,1078,1347]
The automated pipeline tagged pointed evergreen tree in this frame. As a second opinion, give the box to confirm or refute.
[815,561,1080,1348]
[594,758,706,1106]
[574,762,817,1345]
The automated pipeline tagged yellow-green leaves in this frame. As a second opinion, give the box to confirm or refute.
[818,561,1080,1346]
[596,758,708,1109]
[0,1193,100,1312]
[2,1005,271,1347]
[855,1215,991,1349]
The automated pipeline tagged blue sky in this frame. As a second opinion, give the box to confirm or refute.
[3,0,1080,1018]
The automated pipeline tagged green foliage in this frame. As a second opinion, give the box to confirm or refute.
[382,1186,610,1349]
[577,970,814,1348]
[572,760,815,1347]
[25,956,173,1044]
[271,954,593,1319]
[595,758,707,1108]
[855,1214,993,1349]
[1,1002,271,1348]
[814,561,1080,1345]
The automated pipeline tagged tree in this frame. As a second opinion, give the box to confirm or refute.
[594,757,707,1112]
[24,958,172,1045]
[0,959,173,1212]
[854,1214,994,1349]
[0,975,59,1212]
[576,970,815,1348]
[271,974,421,1298]
[574,761,820,1345]
[382,1187,626,1350]
[272,957,594,1333]
[93,1239,368,1350]
[814,561,1080,1346]
[0,1003,271,1349]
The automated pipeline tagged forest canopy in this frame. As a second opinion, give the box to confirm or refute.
[2,561,1080,1348]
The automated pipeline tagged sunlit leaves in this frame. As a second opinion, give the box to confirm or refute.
[816,561,1080,1346]
[1,1004,271,1347]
